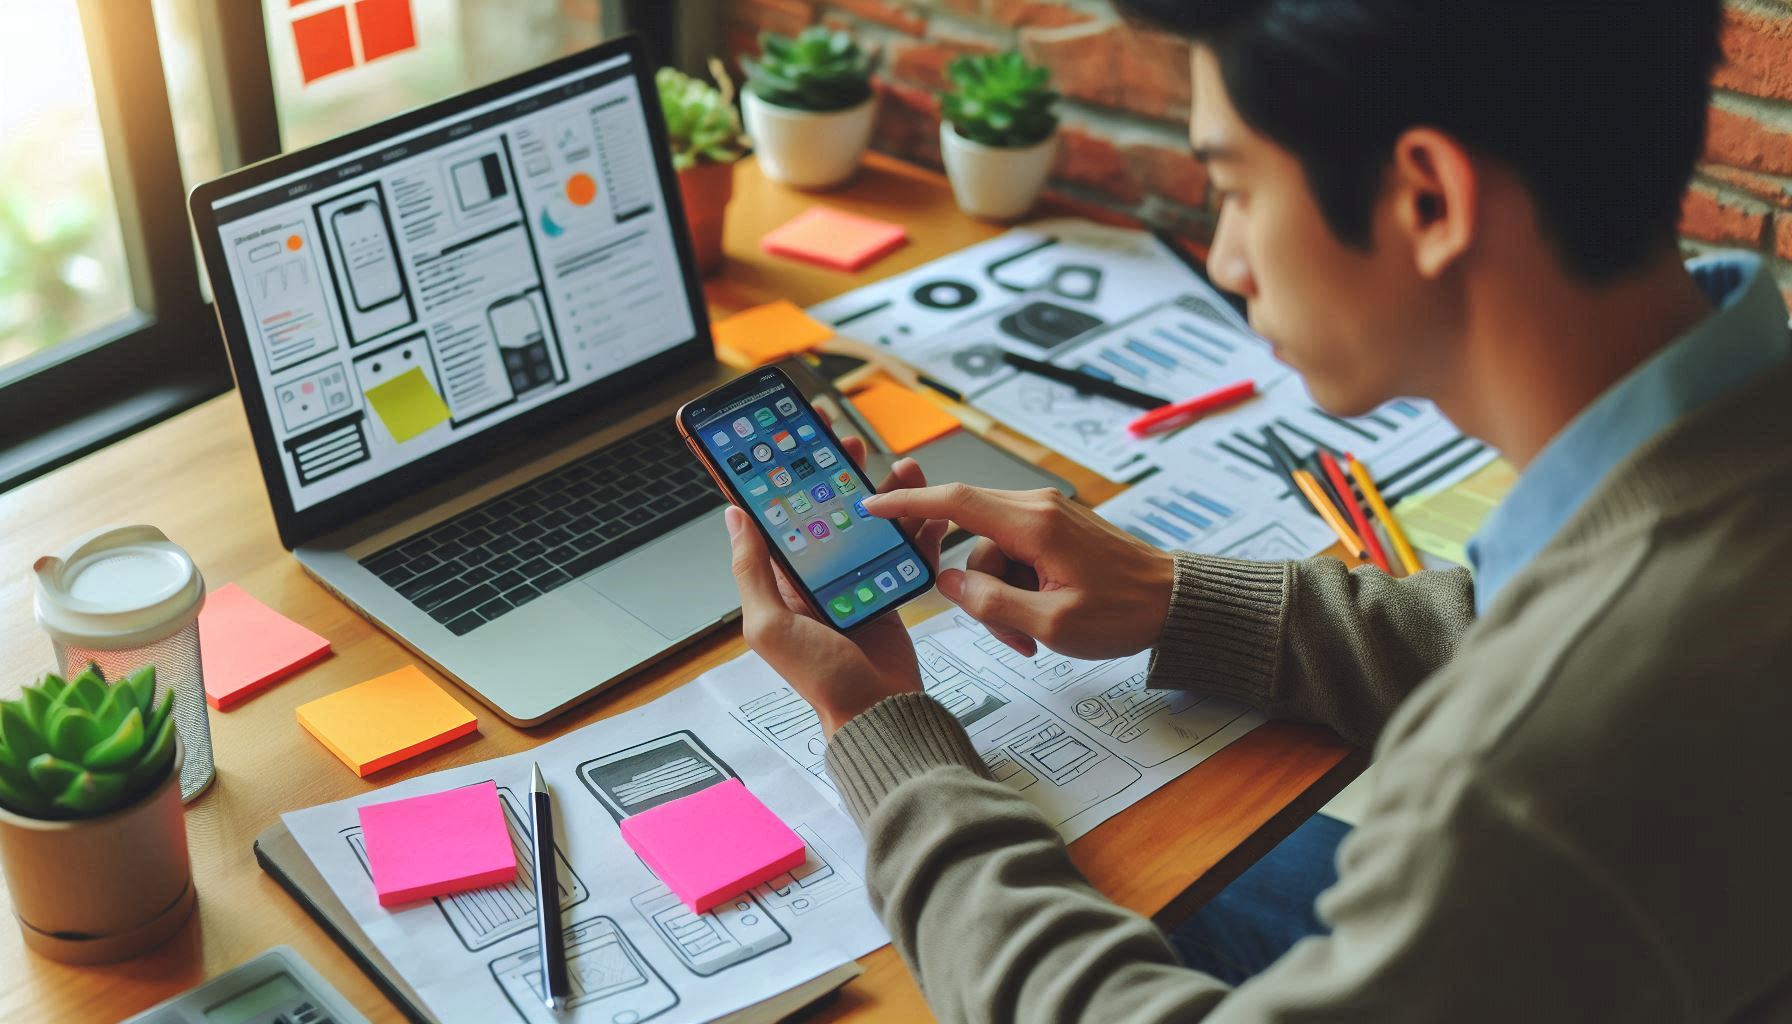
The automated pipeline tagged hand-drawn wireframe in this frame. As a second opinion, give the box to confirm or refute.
[339,784,590,952]
[1069,671,1253,768]
[751,824,861,917]
[314,183,417,344]
[630,887,791,977]
[489,915,677,1024]
[576,731,737,823]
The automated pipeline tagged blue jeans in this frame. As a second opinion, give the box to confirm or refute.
[1168,813,1349,986]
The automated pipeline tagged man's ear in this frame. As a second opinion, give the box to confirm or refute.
[1389,128,1477,279]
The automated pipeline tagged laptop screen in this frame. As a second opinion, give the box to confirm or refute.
[202,51,696,513]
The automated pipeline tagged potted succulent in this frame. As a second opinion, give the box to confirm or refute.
[658,62,751,276]
[0,665,194,964]
[741,26,880,189]
[940,51,1061,221]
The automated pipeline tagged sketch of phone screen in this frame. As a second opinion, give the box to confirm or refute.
[329,201,404,312]
[630,888,789,976]
[576,731,736,824]
[487,293,555,395]
[489,916,677,1024]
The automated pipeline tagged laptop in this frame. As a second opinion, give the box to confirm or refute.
[189,37,743,725]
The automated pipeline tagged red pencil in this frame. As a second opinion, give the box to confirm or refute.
[1318,449,1392,573]
[1126,379,1257,436]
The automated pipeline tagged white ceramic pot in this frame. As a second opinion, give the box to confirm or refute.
[0,744,195,964]
[941,123,1059,222]
[743,90,877,190]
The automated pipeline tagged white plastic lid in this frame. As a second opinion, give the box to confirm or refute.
[33,525,206,651]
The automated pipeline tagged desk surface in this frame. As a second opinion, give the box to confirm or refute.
[0,155,1358,1023]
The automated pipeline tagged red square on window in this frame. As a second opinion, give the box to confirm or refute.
[292,6,355,83]
[355,0,417,63]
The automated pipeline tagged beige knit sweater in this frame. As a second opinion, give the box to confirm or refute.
[824,359,1792,1022]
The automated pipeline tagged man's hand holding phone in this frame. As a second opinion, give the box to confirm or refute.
[862,484,1176,660]
[727,435,949,736]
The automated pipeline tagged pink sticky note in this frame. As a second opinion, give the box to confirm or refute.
[358,780,516,907]
[620,779,805,913]
[199,583,332,710]
[761,206,908,272]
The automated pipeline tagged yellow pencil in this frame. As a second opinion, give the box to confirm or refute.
[1291,468,1368,559]
[1347,454,1422,576]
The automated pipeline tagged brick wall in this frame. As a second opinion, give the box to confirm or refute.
[721,0,1792,303]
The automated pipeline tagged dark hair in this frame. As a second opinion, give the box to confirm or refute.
[1116,0,1724,281]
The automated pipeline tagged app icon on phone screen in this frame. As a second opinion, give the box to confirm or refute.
[769,466,792,488]
[752,443,774,463]
[726,453,751,474]
[775,397,799,417]
[754,408,777,429]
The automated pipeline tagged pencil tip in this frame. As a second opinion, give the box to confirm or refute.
[531,762,545,794]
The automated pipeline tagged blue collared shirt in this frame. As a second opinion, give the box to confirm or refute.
[1467,253,1792,615]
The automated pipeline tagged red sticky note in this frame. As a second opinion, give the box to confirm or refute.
[359,781,516,906]
[761,207,908,273]
[292,6,355,84]
[199,583,332,710]
[620,779,806,913]
[354,0,417,62]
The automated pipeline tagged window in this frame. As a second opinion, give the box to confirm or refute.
[0,0,695,492]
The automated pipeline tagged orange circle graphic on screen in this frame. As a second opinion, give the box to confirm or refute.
[286,234,303,251]
[565,172,598,206]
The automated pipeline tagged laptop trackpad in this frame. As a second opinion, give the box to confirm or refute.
[581,509,739,640]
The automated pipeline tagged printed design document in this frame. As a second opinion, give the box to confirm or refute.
[284,613,1262,1023]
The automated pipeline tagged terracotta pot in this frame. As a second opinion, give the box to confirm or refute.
[742,91,877,190]
[0,745,195,964]
[679,160,737,277]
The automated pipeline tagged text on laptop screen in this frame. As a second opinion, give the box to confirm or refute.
[207,54,695,512]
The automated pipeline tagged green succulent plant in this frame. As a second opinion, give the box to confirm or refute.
[0,666,177,820]
[942,51,1059,148]
[743,26,877,113]
[657,63,750,172]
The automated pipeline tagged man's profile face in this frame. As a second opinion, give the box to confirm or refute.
[1190,47,1431,415]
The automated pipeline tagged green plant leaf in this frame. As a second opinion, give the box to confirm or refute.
[47,706,107,762]
[124,664,158,719]
[62,665,107,713]
[126,713,177,793]
[146,686,175,742]
[27,754,83,798]
[48,767,129,815]
[0,770,50,818]
[38,673,67,702]
[83,707,145,771]
[20,684,53,733]
[0,700,47,762]
[95,678,138,732]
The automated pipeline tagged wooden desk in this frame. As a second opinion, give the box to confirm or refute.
[0,155,1360,1023]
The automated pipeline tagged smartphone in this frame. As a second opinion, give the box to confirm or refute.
[677,366,936,631]
[328,200,404,312]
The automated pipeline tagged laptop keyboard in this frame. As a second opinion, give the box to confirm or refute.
[358,420,724,636]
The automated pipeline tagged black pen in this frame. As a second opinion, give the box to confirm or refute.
[1000,351,1169,411]
[530,763,570,1012]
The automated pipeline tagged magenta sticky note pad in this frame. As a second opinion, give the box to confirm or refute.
[619,779,805,913]
[358,780,516,907]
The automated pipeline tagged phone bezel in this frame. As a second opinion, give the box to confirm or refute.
[676,366,936,634]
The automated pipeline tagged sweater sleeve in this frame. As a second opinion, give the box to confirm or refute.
[824,695,1686,1024]
[1146,553,1476,748]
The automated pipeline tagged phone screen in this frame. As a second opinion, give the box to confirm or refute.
[329,202,403,311]
[683,368,934,630]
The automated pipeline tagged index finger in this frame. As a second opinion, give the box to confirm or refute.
[863,484,1042,560]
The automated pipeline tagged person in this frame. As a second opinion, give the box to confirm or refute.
[724,0,1792,1018]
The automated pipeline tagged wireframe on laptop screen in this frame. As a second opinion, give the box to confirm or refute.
[202,51,696,513]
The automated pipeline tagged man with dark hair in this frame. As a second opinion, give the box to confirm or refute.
[723,0,1792,1018]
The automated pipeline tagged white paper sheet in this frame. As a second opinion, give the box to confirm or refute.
[284,612,1265,1023]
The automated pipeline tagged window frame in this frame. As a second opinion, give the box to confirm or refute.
[0,0,686,493]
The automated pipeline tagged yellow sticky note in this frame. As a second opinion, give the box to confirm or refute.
[365,367,451,444]
[296,666,476,777]
[1392,459,1517,566]
[850,380,961,454]
[711,300,834,367]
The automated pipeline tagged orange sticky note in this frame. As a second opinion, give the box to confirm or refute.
[199,583,331,710]
[850,380,961,454]
[352,0,417,63]
[711,300,834,366]
[761,207,908,272]
[296,666,476,777]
